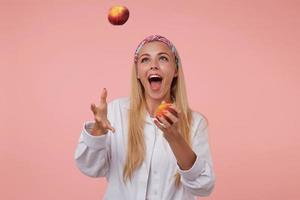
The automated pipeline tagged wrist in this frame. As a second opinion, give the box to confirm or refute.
[164,130,182,144]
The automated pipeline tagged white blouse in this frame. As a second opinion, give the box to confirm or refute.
[74,97,215,200]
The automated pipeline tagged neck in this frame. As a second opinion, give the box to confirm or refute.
[145,93,173,117]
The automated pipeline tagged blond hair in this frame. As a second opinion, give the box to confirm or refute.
[123,52,194,187]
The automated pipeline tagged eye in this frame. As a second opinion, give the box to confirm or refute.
[141,57,149,63]
[160,56,168,61]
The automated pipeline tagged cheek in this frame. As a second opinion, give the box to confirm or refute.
[137,71,143,79]
[137,67,147,78]
[161,62,176,71]
[162,67,177,80]
[136,67,142,78]
[136,70,147,84]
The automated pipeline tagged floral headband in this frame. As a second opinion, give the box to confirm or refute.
[134,34,180,67]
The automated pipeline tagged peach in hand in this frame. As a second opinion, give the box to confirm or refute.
[155,102,172,119]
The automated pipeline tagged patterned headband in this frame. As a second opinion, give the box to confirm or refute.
[134,34,180,67]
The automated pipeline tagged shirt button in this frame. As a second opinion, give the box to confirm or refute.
[154,191,158,195]
[153,170,157,174]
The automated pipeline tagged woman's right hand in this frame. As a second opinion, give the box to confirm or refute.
[90,88,115,136]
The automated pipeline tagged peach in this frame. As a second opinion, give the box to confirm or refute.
[155,102,172,119]
[107,5,130,25]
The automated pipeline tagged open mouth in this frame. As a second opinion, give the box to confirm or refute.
[148,74,163,91]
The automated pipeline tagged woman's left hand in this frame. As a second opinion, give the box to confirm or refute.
[153,102,182,143]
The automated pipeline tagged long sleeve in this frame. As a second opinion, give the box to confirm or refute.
[74,120,112,178]
[177,116,216,197]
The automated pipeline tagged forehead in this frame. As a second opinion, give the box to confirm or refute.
[138,41,172,56]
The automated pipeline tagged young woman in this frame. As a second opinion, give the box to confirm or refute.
[74,35,215,199]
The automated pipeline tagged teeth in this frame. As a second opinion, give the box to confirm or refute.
[149,74,161,79]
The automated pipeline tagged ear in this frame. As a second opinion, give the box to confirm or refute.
[174,69,178,78]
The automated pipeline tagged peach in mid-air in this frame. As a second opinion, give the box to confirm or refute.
[108,5,130,25]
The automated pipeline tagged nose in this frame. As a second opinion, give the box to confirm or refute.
[150,60,159,70]
[150,65,159,70]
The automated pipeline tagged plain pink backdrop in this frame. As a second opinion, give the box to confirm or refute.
[1,0,299,199]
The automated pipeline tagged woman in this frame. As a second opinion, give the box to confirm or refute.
[74,35,215,199]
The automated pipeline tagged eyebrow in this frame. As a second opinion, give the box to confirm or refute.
[139,52,170,59]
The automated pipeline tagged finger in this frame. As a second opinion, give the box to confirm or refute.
[156,115,163,123]
[169,104,181,114]
[106,120,115,133]
[163,110,178,123]
[107,125,115,133]
[166,107,178,118]
[162,113,174,126]
[90,103,97,115]
[154,118,166,129]
[158,115,172,127]
[100,88,107,104]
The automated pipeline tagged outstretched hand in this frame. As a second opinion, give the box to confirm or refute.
[90,88,115,135]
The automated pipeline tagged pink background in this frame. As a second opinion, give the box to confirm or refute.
[1,0,299,199]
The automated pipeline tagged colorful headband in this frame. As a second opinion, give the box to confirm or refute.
[134,34,180,67]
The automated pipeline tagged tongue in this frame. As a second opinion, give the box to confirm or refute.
[150,81,161,91]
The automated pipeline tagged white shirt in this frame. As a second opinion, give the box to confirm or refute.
[74,97,215,200]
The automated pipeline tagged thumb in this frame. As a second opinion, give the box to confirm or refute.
[90,103,97,115]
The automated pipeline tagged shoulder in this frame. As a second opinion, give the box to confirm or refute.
[108,96,130,111]
[106,97,130,123]
[191,110,209,132]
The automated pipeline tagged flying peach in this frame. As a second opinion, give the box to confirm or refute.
[108,5,130,25]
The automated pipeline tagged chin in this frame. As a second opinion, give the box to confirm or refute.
[143,82,169,100]
[146,90,167,101]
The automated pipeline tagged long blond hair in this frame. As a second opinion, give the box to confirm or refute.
[123,50,193,187]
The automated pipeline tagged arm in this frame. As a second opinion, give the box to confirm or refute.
[154,104,216,197]
[176,117,216,197]
[166,132,197,171]
[74,88,115,178]
[74,121,112,178]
